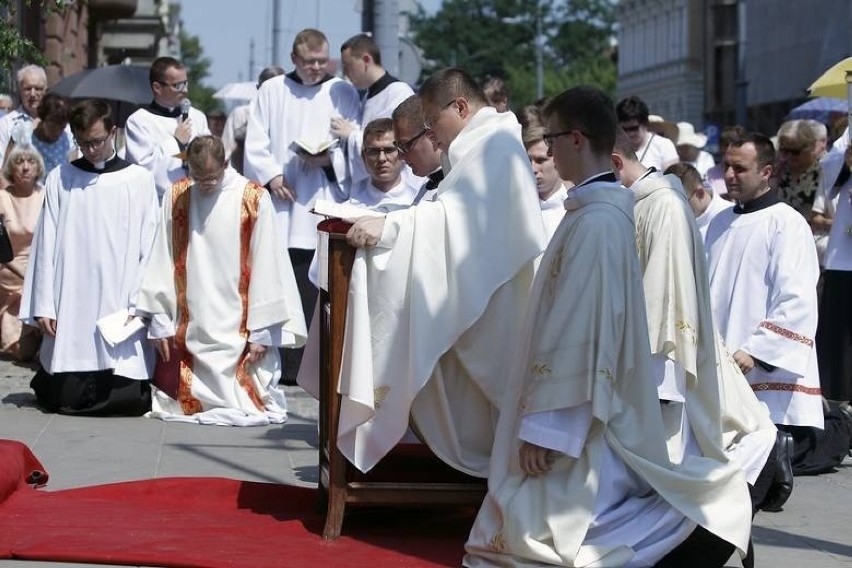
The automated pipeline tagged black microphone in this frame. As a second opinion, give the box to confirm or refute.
[180,98,191,121]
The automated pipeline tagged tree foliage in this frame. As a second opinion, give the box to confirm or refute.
[180,29,221,114]
[408,0,617,108]
[0,0,70,86]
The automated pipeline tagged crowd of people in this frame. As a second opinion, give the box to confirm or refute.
[0,24,851,567]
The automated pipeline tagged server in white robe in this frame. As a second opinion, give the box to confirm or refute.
[333,34,416,188]
[20,99,159,416]
[348,118,419,209]
[391,95,444,204]
[135,136,307,426]
[522,123,569,240]
[464,87,751,568]
[707,133,851,475]
[244,29,360,383]
[301,69,547,475]
[125,57,210,202]
[613,134,778,524]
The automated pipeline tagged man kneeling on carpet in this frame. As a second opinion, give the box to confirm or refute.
[135,136,307,426]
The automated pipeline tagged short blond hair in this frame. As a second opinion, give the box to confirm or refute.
[292,29,328,54]
[3,145,45,182]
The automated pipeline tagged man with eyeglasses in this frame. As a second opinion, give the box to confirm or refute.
[616,95,678,172]
[347,118,418,209]
[125,56,210,202]
[20,99,160,417]
[465,86,752,568]
[245,28,359,385]
[332,68,547,476]
[332,34,417,189]
[390,95,443,203]
[134,136,307,426]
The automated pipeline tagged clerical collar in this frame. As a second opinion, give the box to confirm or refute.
[72,152,130,173]
[573,171,618,189]
[425,168,444,190]
[733,189,781,214]
[636,167,658,183]
[286,71,335,86]
[367,72,398,99]
[146,100,181,118]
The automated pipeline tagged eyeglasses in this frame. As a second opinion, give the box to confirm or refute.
[542,131,577,150]
[394,127,430,155]
[364,146,399,159]
[74,135,111,151]
[157,80,189,91]
[423,99,458,130]
[620,123,642,133]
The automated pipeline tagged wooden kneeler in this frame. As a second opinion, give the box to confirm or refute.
[316,220,487,540]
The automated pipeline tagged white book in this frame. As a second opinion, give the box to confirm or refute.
[295,138,337,155]
[311,199,385,220]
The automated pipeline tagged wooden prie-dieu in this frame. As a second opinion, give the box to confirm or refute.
[315,219,486,540]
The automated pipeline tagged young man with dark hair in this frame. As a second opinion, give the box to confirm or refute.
[464,86,753,567]
[665,162,733,240]
[616,94,678,171]
[391,95,443,203]
[333,33,415,187]
[125,56,210,201]
[21,99,160,416]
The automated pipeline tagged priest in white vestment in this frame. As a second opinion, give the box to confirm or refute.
[125,56,210,202]
[392,95,444,204]
[464,86,752,568]
[333,34,418,189]
[613,134,777,506]
[301,69,547,476]
[20,99,159,416]
[135,137,307,427]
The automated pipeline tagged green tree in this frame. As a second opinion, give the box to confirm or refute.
[180,29,221,114]
[0,0,70,90]
[408,0,617,108]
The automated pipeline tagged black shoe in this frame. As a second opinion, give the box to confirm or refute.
[838,402,852,452]
[759,430,795,512]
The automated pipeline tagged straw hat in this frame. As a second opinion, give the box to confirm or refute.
[647,115,678,141]
[676,121,708,149]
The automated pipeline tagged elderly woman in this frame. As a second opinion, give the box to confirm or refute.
[0,146,44,360]
[776,119,823,218]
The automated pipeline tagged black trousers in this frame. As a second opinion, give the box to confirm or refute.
[779,409,852,476]
[653,525,736,567]
[816,270,852,400]
[30,368,151,417]
[281,247,318,384]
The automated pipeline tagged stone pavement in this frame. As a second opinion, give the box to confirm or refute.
[1,359,850,567]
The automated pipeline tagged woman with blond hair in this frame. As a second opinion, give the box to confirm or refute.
[0,145,44,360]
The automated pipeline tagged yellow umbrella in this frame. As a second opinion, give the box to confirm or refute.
[808,56,852,98]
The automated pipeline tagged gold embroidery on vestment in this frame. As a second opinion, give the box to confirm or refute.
[374,385,391,409]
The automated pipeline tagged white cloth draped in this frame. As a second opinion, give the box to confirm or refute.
[20,161,159,379]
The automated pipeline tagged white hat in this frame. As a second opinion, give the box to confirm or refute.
[676,121,708,149]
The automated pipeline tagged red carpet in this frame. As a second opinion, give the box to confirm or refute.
[0,440,474,567]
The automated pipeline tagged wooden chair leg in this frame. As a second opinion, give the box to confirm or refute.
[322,485,346,540]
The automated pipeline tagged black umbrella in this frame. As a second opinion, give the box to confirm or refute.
[51,64,151,103]
[50,65,152,125]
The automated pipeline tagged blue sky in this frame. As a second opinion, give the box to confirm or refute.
[180,0,442,90]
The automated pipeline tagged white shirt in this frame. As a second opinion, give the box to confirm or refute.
[637,132,679,172]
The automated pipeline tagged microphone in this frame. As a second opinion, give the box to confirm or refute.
[180,98,191,121]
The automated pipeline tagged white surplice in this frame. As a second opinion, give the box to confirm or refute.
[706,199,824,429]
[695,189,734,242]
[348,177,419,209]
[19,157,160,379]
[464,181,752,568]
[300,107,547,475]
[124,104,211,201]
[135,169,307,426]
[244,73,361,250]
[632,173,776,482]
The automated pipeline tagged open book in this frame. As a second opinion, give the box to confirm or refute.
[312,199,385,220]
[295,138,337,155]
